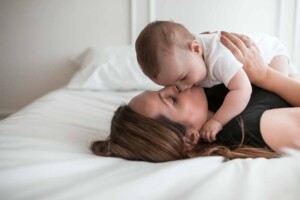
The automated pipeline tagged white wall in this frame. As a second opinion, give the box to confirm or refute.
[133,0,298,68]
[0,0,298,117]
[0,0,131,117]
[154,0,278,34]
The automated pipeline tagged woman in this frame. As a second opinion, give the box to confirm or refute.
[91,32,300,162]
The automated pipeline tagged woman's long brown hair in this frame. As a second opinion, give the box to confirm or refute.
[91,105,278,162]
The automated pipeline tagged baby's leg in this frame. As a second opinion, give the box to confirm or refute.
[269,55,300,82]
[289,73,300,82]
[268,55,289,76]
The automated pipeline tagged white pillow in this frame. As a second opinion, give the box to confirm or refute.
[68,46,162,91]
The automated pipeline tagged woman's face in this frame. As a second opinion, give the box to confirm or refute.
[129,86,208,132]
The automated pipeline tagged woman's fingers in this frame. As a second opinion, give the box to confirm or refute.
[220,34,244,63]
[221,31,248,53]
[231,32,249,42]
[231,33,252,47]
[231,32,260,52]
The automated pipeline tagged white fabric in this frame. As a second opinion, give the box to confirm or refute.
[196,32,292,87]
[0,89,300,200]
[196,32,243,87]
[294,1,300,70]
[248,33,289,64]
[68,46,162,91]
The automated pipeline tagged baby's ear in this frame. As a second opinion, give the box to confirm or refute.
[190,40,202,55]
[183,128,200,151]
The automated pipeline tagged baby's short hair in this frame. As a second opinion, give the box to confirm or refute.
[135,21,194,78]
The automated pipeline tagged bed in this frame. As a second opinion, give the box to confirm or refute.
[0,46,300,200]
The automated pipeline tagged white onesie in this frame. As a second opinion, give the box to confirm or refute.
[194,32,290,88]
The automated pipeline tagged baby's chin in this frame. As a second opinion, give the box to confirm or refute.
[190,85,204,92]
[182,87,201,94]
[190,81,202,88]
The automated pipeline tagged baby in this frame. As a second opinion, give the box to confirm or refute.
[135,20,292,142]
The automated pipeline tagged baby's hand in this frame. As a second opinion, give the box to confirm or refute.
[200,118,223,142]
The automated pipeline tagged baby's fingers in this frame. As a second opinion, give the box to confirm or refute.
[209,130,217,142]
[200,129,215,143]
[200,129,209,142]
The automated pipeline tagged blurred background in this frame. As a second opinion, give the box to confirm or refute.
[0,0,299,119]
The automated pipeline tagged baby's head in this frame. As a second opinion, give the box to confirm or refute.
[135,21,207,91]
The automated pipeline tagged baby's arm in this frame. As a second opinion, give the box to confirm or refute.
[200,69,252,142]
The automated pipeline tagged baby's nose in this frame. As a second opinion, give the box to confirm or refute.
[177,85,188,92]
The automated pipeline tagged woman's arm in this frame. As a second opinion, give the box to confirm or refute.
[220,31,300,107]
[260,107,300,154]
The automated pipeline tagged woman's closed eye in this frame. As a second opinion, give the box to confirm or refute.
[169,96,177,104]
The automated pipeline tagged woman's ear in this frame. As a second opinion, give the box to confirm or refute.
[183,128,200,151]
[189,40,202,55]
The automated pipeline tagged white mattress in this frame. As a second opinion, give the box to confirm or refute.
[0,88,300,200]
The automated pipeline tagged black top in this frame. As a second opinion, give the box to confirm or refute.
[204,84,291,148]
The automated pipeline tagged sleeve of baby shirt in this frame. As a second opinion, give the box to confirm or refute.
[208,39,243,87]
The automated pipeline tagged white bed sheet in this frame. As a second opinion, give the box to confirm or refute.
[0,88,300,200]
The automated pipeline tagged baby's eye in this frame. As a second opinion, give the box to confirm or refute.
[180,76,187,81]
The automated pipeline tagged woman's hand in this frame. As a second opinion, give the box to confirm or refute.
[220,31,269,86]
[221,31,300,107]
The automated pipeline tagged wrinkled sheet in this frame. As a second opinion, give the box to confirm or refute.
[0,88,299,200]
